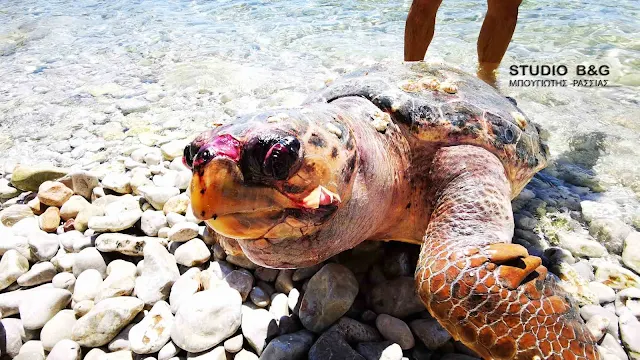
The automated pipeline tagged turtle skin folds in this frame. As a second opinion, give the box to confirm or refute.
[416,145,599,360]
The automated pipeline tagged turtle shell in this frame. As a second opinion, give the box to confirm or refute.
[304,62,550,196]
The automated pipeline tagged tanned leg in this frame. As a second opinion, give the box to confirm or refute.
[477,0,522,86]
[404,0,443,61]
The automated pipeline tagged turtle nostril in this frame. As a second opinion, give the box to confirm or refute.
[183,143,199,169]
[263,136,301,180]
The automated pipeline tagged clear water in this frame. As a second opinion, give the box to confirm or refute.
[0,0,639,206]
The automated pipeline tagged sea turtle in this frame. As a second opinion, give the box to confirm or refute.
[183,62,599,360]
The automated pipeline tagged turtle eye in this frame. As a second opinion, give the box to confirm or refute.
[263,136,301,180]
[183,143,199,169]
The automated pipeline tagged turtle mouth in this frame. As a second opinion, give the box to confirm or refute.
[189,157,342,240]
[206,204,339,241]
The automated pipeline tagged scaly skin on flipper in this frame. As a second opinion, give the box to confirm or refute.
[417,146,598,360]
[185,62,600,360]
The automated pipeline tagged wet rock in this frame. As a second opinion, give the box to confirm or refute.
[355,341,403,360]
[73,247,107,277]
[308,330,364,360]
[102,173,132,194]
[171,287,242,352]
[163,193,190,214]
[368,277,424,318]
[73,300,94,318]
[224,334,244,354]
[117,99,149,115]
[95,264,136,302]
[88,209,142,232]
[18,340,45,359]
[73,269,103,302]
[141,210,167,237]
[1,204,34,226]
[594,262,640,290]
[250,286,271,308]
[622,231,640,274]
[375,314,414,350]
[292,264,323,282]
[38,206,60,232]
[580,304,619,338]
[0,178,20,200]
[269,292,289,321]
[47,339,81,360]
[28,231,60,261]
[329,317,381,343]
[619,309,640,356]
[0,318,25,358]
[174,238,211,266]
[585,315,609,342]
[227,254,258,270]
[589,218,632,255]
[161,140,190,161]
[382,247,414,278]
[236,349,259,360]
[299,264,359,332]
[241,305,278,355]
[572,260,595,282]
[170,268,201,314]
[588,281,616,304]
[41,309,77,351]
[188,346,226,360]
[225,270,254,302]
[600,333,628,360]
[129,301,174,354]
[168,221,200,242]
[260,330,314,360]
[19,288,72,330]
[74,204,103,232]
[138,185,180,210]
[255,266,280,282]
[158,341,180,360]
[11,165,67,192]
[275,270,295,295]
[135,240,180,305]
[17,261,56,286]
[581,201,621,222]
[556,231,607,258]
[0,249,29,290]
[409,318,452,350]
[71,296,144,347]
[59,195,90,221]
[96,233,151,256]
[108,324,133,352]
[38,181,73,207]
[59,171,99,199]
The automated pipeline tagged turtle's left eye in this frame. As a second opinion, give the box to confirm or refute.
[263,136,301,180]
[183,143,199,169]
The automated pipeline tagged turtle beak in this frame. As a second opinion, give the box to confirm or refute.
[189,155,298,239]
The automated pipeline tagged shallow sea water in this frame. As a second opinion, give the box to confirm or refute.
[0,0,639,211]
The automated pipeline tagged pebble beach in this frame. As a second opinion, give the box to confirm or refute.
[1,0,640,359]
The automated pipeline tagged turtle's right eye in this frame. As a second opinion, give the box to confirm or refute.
[183,143,199,169]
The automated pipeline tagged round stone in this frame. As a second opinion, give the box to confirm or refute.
[71,296,144,347]
[171,288,242,352]
[129,301,174,354]
[375,314,415,350]
[299,264,359,333]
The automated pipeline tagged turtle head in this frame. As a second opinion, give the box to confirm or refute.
[184,110,359,266]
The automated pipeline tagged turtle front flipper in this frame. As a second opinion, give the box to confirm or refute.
[416,145,599,360]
